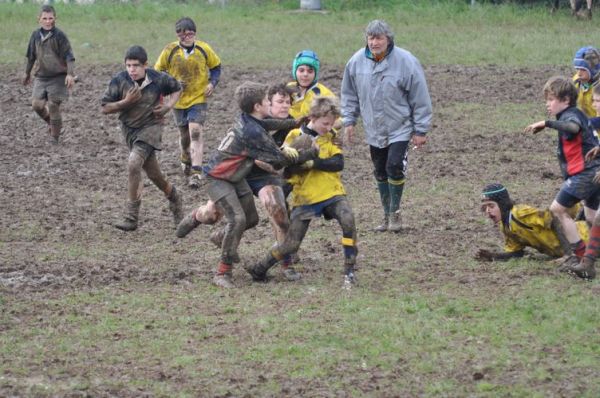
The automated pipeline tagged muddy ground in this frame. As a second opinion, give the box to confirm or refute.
[1,63,598,396]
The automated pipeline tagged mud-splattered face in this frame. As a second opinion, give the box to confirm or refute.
[38,11,56,31]
[481,200,501,224]
[125,59,147,81]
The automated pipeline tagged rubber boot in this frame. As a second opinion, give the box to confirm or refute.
[167,186,183,226]
[388,181,404,233]
[115,200,141,231]
[374,181,390,232]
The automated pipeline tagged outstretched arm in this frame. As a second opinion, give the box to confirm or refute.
[475,249,524,262]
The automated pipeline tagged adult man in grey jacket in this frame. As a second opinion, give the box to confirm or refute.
[341,19,432,232]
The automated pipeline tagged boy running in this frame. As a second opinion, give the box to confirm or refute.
[101,45,183,232]
[524,76,600,272]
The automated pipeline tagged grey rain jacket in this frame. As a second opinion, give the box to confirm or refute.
[341,44,432,148]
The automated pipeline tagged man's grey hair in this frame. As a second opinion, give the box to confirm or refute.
[365,19,394,41]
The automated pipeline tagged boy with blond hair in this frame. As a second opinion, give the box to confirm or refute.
[245,96,358,289]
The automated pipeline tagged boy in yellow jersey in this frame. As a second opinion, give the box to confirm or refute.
[477,183,588,262]
[287,50,341,127]
[572,46,600,118]
[245,97,358,288]
[155,17,221,189]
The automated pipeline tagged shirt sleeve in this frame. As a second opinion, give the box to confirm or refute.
[101,77,122,105]
[340,59,360,127]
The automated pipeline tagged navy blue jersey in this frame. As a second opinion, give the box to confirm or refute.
[556,106,600,178]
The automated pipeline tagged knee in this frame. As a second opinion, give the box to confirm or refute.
[189,125,202,141]
[31,99,46,112]
[550,202,566,217]
[47,100,61,115]
[127,154,144,175]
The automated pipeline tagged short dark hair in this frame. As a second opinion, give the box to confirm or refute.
[124,45,148,64]
[268,83,296,102]
[235,82,268,114]
[543,76,577,107]
[175,17,196,33]
[40,5,56,16]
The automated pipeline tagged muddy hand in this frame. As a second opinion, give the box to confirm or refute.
[585,146,600,162]
[124,85,142,105]
[475,249,494,261]
[524,121,545,134]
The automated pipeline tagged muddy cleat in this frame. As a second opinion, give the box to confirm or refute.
[115,200,141,231]
[388,211,402,233]
[343,268,357,290]
[167,186,184,226]
[176,210,200,238]
[373,215,389,232]
[213,273,235,288]
[282,266,301,281]
[188,168,204,189]
[244,263,269,282]
[555,255,578,273]
[567,256,597,280]
[209,229,224,248]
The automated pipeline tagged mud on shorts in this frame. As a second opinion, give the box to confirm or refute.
[173,103,208,127]
[556,167,600,210]
[206,176,252,203]
[290,195,346,221]
[32,75,69,102]
[246,174,283,197]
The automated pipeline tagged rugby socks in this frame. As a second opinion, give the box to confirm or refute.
[341,236,357,260]
[217,262,232,276]
[583,225,600,261]
[572,240,586,259]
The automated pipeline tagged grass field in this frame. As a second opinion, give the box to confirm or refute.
[1,1,600,397]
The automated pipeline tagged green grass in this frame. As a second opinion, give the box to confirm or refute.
[2,279,598,396]
[1,0,600,67]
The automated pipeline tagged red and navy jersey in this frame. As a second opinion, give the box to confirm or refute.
[204,113,290,183]
[556,106,600,178]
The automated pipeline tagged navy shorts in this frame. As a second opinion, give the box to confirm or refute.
[246,175,283,197]
[555,168,600,210]
[290,195,345,221]
[173,103,207,127]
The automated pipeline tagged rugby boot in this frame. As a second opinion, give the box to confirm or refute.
[49,121,61,144]
[568,256,597,280]
[176,210,200,238]
[343,265,357,290]
[167,186,183,226]
[555,255,578,273]
[373,214,389,232]
[115,200,141,231]
[188,166,204,189]
[388,211,402,233]
[213,272,235,289]
[281,265,302,281]
[180,153,192,177]
[244,259,271,282]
